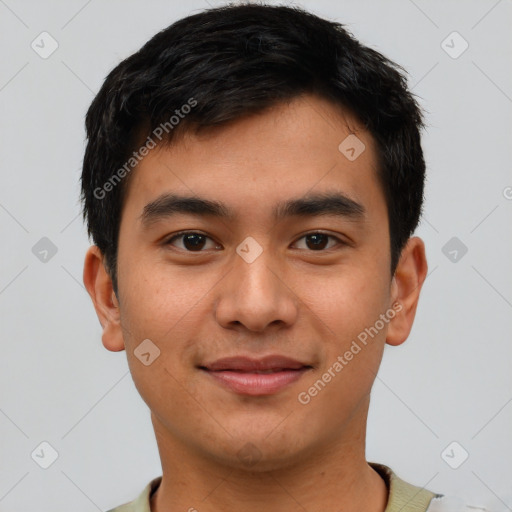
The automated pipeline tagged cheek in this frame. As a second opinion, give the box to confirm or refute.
[295,260,391,341]
[116,255,227,406]
[118,253,209,345]
[294,260,391,401]
[296,273,389,433]
[116,260,209,422]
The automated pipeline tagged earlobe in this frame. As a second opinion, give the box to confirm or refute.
[386,237,428,347]
[83,245,126,352]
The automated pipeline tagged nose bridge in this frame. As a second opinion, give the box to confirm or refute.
[236,244,278,298]
[215,238,297,332]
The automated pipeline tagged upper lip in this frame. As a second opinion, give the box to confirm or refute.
[200,355,311,372]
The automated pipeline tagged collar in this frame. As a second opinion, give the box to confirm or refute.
[107,462,439,512]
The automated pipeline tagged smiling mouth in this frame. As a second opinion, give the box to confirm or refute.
[198,354,313,396]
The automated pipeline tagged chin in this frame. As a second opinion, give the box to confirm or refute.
[203,428,315,473]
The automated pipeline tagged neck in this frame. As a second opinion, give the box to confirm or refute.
[149,404,388,512]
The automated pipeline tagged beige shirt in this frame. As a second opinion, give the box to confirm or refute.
[106,462,441,512]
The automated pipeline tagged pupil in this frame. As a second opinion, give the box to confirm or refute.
[184,234,205,250]
[306,233,328,250]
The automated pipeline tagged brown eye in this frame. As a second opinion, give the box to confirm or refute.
[166,232,220,252]
[293,232,342,251]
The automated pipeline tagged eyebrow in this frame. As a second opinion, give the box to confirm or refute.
[139,191,365,228]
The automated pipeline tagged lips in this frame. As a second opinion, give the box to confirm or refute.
[199,355,312,396]
[201,355,310,372]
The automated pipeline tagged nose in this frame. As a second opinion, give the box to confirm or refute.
[214,244,299,333]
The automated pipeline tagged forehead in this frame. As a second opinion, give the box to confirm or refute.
[120,94,383,224]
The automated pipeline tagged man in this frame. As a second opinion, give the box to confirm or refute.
[81,3,469,511]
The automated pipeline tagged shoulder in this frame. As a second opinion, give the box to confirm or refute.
[105,476,162,512]
[369,463,491,512]
[369,462,439,511]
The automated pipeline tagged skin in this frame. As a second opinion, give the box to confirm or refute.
[83,94,427,512]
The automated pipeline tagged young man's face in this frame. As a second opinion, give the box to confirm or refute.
[84,94,426,471]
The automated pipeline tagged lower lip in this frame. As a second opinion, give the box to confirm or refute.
[203,368,310,396]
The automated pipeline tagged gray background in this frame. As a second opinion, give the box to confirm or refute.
[1,0,511,510]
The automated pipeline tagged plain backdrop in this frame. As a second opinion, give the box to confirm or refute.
[0,0,511,511]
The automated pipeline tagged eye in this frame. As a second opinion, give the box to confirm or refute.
[164,231,221,252]
[164,231,344,253]
[292,232,343,251]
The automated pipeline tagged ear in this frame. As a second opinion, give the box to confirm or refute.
[83,245,125,352]
[386,236,428,347]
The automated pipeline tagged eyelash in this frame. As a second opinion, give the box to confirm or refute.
[163,230,346,252]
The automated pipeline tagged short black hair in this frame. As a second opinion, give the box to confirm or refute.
[80,2,425,295]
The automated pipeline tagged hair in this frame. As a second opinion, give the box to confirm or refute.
[80,2,426,296]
